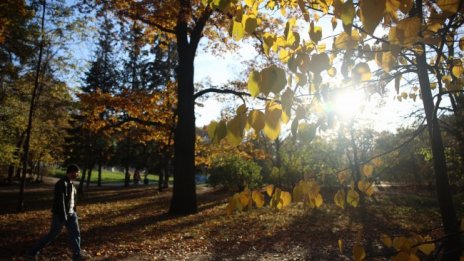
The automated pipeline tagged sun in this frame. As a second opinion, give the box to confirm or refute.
[332,88,366,121]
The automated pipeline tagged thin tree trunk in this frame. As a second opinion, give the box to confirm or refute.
[97,162,102,187]
[8,132,26,184]
[78,168,86,194]
[158,165,164,192]
[124,165,130,187]
[18,0,46,211]
[415,31,461,259]
[86,167,92,188]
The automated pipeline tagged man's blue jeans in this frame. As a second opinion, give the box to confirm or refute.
[29,212,81,259]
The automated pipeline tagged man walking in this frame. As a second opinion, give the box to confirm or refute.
[27,164,85,260]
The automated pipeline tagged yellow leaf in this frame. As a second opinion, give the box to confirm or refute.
[243,15,257,34]
[244,0,254,7]
[263,33,275,56]
[359,0,385,35]
[381,52,396,72]
[394,17,421,47]
[263,101,282,140]
[328,67,337,77]
[353,245,366,261]
[338,170,348,184]
[340,0,356,33]
[452,60,463,78]
[309,21,322,43]
[380,234,393,247]
[393,236,411,251]
[260,65,287,95]
[437,0,460,16]
[334,189,346,209]
[334,31,360,50]
[281,88,294,113]
[209,120,227,143]
[248,110,265,133]
[338,239,343,253]
[392,251,411,261]
[399,0,413,14]
[280,191,292,207]
[239,191,250,207]
[314,193,323,208]
[252,190,264,208]
[207,121,218,140]
[418,238,435,255]
[309,53,330,74]
[265,184,274,197]
[352,62,371,82]
[362,164,374,177]
[248,70,261,97]
[347,189,360,207]
[226,116,244,146]
[232,20,244,41]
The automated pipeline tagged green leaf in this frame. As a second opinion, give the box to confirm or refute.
[248,70,261,97]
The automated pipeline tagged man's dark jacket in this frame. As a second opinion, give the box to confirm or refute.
[51,176,76,221]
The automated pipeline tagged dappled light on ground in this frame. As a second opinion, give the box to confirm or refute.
[1,184,461,260]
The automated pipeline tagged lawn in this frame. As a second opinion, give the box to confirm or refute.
[0,183,462,260]
[49,167,167,184]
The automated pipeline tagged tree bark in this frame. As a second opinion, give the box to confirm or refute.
[18,0,46,211]
[97,162,102,187]
[78,168,86,194]
[416,44,461,260]
[124,165,130,187]
[86,167,92,188]
[169,2,197,215]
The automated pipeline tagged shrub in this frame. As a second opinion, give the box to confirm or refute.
[207,155,262,192]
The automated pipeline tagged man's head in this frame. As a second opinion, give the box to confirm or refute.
[66,164,80,180]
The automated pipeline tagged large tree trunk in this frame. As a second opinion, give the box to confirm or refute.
[416,43,461,259]
[168,0,212,216]
[169,49,197,215]
[169,4,197,215]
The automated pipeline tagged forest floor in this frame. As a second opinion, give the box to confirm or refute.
[0,180,463,261]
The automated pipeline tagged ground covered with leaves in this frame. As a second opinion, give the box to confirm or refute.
[0,182,462,260]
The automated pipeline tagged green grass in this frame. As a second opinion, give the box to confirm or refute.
[49,167,165,184]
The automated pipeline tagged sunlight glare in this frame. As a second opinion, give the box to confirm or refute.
[332,88,366,121]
